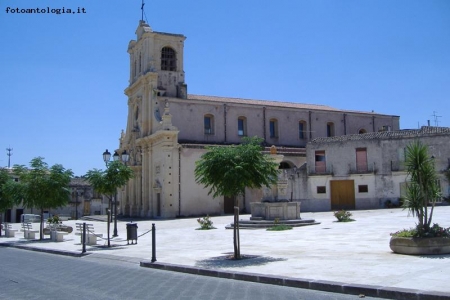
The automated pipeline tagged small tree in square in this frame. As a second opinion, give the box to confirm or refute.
[195,136,279,259]
[0,168,19,236]
[403,140,441,235]
[85,160,134,246]
[11,157,73,240]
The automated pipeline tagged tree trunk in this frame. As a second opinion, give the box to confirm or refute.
[233,196,240,259]
[109,197,113,223]
[40,208,44,240]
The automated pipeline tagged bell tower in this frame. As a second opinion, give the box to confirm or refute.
[120,20,183,218]
[127,21,187,98]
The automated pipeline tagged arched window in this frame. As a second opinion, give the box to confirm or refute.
[327,122,335,137]
[204,114,214,135]
[279,161,294,169]
[299,120,307,140]
[161,47,176,71]
[269,118,278,138]
[238,116,247,136]
[358,128,367,134]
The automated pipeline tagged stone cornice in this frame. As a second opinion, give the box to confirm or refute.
[125,72,158,96]
[136,129,179,146]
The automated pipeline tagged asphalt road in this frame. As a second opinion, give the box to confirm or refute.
[0,248,384,300]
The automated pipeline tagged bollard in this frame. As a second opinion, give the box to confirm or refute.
[151,223,156,262]
[82,222,86,253]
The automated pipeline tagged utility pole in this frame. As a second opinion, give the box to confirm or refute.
[6,147,13,168]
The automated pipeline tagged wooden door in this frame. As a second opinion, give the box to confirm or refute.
[6,209,12,223]
[83,201,90,216]
[330,180,355,210]
[156,193,161,217]
[15,209,23,223]
[224,196,235,214]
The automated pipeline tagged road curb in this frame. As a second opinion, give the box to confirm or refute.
[140,261,450,300]
[0,242,89,257]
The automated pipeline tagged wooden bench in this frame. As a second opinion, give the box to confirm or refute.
[21,222,39,239]
[3,223,18,237]
[75,223,103,245]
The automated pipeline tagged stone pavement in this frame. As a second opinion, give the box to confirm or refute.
[2,207,450,299]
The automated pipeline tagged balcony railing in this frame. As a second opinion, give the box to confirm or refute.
[309,164,333,176]
[391,161,406,172]
[348,163,376,174]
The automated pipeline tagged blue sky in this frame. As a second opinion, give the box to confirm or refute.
[0,0,449,176]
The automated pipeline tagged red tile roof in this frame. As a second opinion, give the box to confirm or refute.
[187,94,395,116]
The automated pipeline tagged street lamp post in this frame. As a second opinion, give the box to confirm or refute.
[102,149,129,238]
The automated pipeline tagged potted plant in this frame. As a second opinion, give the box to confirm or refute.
[390,141,450,255]
[46,215,62,241]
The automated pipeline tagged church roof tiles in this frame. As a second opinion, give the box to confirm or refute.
[310,126,450,144]
[187,94,394,116]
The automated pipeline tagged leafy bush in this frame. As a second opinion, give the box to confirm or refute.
[333,210,354,222]
[391,223,450,238]
[197,215,215,230]
[47,215,62,225]
[267,224,293,231]
[267,218,293,231]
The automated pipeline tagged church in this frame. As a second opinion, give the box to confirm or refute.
[116,20,400,218]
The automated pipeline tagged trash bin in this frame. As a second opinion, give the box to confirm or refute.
[126,222,138,244]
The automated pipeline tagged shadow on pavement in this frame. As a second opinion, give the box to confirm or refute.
[196,253,287,269]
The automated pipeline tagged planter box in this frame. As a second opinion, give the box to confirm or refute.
[390,236,450,255]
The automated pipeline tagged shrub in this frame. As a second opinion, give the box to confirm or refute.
[334,210,354,222]
[391,223,450,238]
[267,224,293,231]
[47,215,62,225]
[197,215,215,230]
[267,218,293,231]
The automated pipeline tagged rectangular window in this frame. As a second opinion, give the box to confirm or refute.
[299,122,305,139]
[317,186,326,194]
[204,116,212,134]
[269,120,277,138]
[358,185,368,193]
[327,123,335,137]
[356,148,368,172]
[238,119,245,136]
[315,150,326,173]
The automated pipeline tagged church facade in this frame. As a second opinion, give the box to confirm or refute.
[116,21,400,218]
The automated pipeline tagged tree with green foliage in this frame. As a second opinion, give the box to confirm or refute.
[0,168,19,236]
[11,157,73,240]
[195,136,279,259]
[85,160,134,246]
[403,141,441,235]
[444,167,450,204]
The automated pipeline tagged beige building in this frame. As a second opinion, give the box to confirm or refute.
[3,176,104,223]
[293,126,450,211]
[116,21,400,218]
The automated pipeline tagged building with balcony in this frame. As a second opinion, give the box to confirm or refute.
[291,126,450,211]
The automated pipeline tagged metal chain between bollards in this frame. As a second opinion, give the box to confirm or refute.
[137,228,152,238]
[85,227,152,240]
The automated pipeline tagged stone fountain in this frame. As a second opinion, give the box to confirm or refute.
[227,146,319,229]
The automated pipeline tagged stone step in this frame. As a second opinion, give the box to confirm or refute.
[225,219,321,229]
